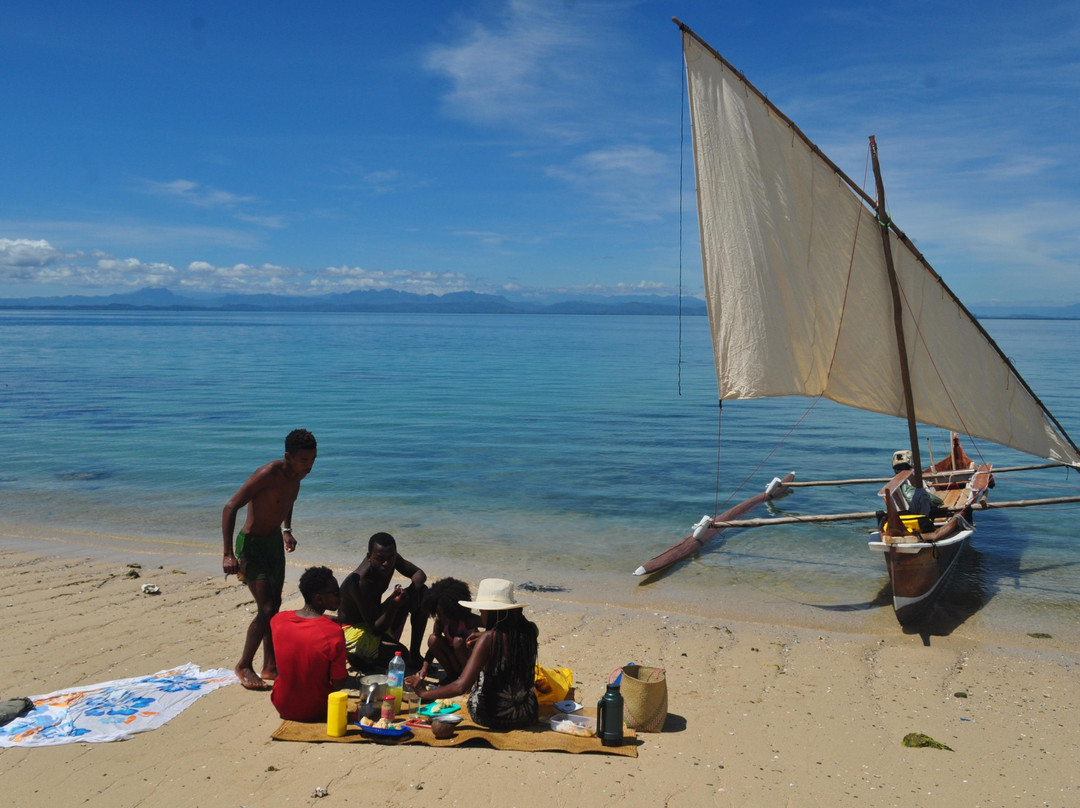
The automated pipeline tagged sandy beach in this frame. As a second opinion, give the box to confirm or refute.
[2,535,1078,808]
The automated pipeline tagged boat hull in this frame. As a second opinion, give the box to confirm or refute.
[868,525,973,625]
[871,435,988,624]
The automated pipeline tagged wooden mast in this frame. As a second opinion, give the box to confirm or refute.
[870,135,924,488]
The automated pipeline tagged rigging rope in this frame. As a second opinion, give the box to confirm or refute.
[715,397,824,516]
[865,140,995,469]
[677,46,686,397]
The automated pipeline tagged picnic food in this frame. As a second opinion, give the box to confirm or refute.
[551,718,595,737]
[358,716,400,730]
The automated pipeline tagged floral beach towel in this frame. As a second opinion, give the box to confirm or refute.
[0,663,238,747]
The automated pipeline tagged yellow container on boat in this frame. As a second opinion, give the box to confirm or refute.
[899,514,922,531]
[899,514,933,533]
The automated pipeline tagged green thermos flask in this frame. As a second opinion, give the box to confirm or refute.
[597,682,624,747]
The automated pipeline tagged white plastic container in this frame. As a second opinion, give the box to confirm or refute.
[549,713,597,737]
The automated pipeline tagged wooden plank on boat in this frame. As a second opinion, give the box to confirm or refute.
[634,472,795,576]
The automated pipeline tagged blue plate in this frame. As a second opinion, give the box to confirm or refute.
[356,722,411,737]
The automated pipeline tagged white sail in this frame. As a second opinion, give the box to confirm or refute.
[682,30,1080,467]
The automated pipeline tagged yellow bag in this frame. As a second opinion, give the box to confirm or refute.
[534,665,573,705]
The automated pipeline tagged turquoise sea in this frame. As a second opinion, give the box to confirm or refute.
[2,310,1079,643]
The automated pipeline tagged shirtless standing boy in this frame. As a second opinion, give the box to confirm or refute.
[222,429,317,690]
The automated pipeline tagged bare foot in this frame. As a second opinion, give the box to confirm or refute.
[236,665,270,691]
[259,667,278,682]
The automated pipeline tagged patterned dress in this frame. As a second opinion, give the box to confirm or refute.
[466,654,538,730]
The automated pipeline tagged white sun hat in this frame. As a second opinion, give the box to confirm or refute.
[458,578,525,611]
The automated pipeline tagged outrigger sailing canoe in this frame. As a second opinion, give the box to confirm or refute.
[639,21,1080,625]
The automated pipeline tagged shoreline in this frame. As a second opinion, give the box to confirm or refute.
[2,542,1079,806]
[3,521,1078,654]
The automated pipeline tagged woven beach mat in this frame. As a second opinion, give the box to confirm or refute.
[271,709,637,757]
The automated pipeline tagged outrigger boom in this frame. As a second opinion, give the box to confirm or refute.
[637,464,1080,576]
[697,493,1080,532]
[783,462,1072,489]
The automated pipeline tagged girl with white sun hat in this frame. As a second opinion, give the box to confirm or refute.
[406,578,539,729]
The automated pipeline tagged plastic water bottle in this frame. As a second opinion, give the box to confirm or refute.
[387,651,406,713]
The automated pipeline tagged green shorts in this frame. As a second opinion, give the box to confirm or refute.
[235,530,286,592]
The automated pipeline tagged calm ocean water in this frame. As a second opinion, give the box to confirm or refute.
[2,310,1079,641]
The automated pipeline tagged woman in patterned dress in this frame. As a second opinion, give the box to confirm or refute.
[407,578,538,729]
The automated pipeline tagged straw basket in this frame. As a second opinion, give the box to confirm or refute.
[612,664,667,733]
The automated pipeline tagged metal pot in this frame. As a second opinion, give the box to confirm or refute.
[359,674,388,718]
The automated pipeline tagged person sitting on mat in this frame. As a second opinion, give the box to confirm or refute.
[337,532,427,671]
[415,577,482,683]
[405,578,538,730]
[269,566,348,722]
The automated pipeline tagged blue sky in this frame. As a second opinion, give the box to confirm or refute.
[2,0,1077,304]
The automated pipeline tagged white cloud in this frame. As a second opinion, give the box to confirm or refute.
[423,0,607,138]
[92,258,178,287]
[143,179,254,208]
[0,230,690,299]
[312,265,472,295]
[234,212,286,229]
[452,229,511,248]
[546,145,673,222]
[499,278,683,300]
[140,179,283,229]
[179,261,300,292]
[0,241,182,291]
[0,238,66,271]
[1,244,295,294]
[363,170,405,195]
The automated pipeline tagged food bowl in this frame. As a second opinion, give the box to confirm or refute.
[549,713,597,737]
[431,717,458,739]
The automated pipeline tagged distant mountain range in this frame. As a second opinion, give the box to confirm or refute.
[967,303,1080,319]
[0,287,1076,319]
[0,287,709,315]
